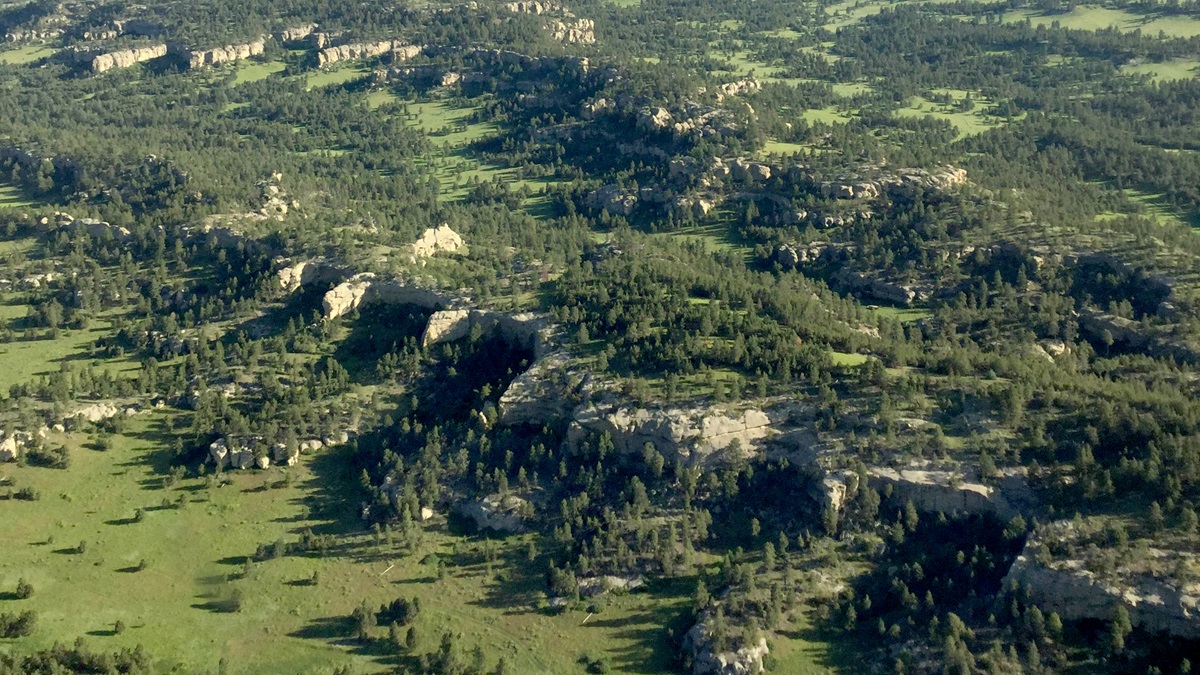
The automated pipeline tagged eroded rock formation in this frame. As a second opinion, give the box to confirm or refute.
[90,44,167,73]
[183,39,266,69]
[1003,521,1200,639]
[567,399,774,467]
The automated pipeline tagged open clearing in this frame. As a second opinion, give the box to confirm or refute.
[0,309,140,392]
[1000,6,1200,37]
[1120,58,1200,82]
[0,414,711,674]
[233,59,288,85]
[0,183,35,209]
[895,90,1001,138]
[0,44,55,65]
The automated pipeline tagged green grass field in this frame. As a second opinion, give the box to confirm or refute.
[233,59,287,85]
[0,310,139,392]
[0,414,717,674]
[1001,6,1200,37]
[306,65,371,89]
[0,44,55,65]
[830,351,870,367]
[0,183,35,209]
[1120,58,1200,82]
[895,90,1000,138]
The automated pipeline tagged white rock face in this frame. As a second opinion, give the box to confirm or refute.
[318,40,415,67]
[868,467,1030,520]
[568,401,773,467]
[1004,522,1200,639]
[456,494,530,532]
[275,24,317,43]
[209,437,268,470]
[68,403,130,427]
[421,309,549,355]
[579,575,644,597]
[638,107,674,132]
[321,274,454,320]
[184,39,266,69]
[91,44,168,73]
[548,18,595,44]
[408,224,465,262]
[276,259,345,293]
[504,0,562,13]
[498,351,586,426]
[683,613,769,675]
[0,436,22,462]
[812,471,860,515]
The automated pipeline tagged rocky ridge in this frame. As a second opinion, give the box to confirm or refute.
[183,39,266,69]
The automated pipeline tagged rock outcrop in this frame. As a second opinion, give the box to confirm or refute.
[586,184,638,216]
[0,435,24,462]
[420,309,549,355]
[499,351,587,426]
[90,44,167,73]
[811,470,860,515]
[275,24,317,43]
[321,274,456,320]
[456,493,531,532]
[1003,522,1200,639]
[579,575,644,597]
[209,437,260,470]
[683,611,769,675]
[868,467,1031,520]
[408,224,465,262]
[504,1,563,13]
[183,39,266,69]
[318,40,418,67]
[276,258,346,293]
[548,18,595,44]
[567,400,773,467]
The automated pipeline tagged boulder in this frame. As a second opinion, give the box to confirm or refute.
[408,224,465,261]
[683,612,769,675]
[0,436,22,462]
[272,443,300,466]
[456,494,530,533]
[637,107,674,132]
[579,575,645,597]
[276,259,345,293]
[208,438,230,470]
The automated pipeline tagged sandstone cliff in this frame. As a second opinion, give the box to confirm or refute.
[90,44,167,73]
[1003,521,1200,639]
[567,399,774,467]
[182,39,265,69]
